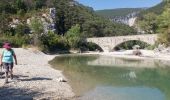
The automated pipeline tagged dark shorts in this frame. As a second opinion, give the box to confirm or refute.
[2,63,13,72]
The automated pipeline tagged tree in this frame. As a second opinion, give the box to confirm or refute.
[15,24,30,36]
[15,0,27,11]
[157,2,170,45]
[0,12,9,34]
[0,1,17,14]
[137,12,158,34]
[66,24,81,48]
[29,17,44,45]
[34,0,46,10]
[40,31,70,52]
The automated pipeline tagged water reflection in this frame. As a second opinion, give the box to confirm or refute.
[88,56,170,68]
[49,55,170,100]
[81,86,165,100]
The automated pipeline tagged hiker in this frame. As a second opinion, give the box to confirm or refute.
[0,42,17,84]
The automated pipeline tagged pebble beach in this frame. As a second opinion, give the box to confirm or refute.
[0,48,74,100]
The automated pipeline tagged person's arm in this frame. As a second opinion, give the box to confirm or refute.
[12,50,17,65]
[13,54,17,65]
[0,54,2,65]
[0,51,3,65]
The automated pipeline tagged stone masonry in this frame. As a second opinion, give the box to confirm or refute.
[86,34,157,52]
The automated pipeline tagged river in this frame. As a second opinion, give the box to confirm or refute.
[49,54,170,100]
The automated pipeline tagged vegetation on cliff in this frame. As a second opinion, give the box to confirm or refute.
[137,0,170,46]
[157,0,170,46]
[136,1,165,34]
[0,0,137,52]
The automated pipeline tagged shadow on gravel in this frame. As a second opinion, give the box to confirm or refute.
[0,86,40,100]
[15,75,29,78]
[0,75,29,79]
[19,77,52,81]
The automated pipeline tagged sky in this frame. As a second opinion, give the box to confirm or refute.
[75,0,163,10]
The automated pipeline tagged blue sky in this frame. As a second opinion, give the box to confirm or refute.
[75,0,162,10]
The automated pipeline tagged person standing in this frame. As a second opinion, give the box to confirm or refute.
[0,42,17,84]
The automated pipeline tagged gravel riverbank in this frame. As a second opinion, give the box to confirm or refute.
[0,48,74,100]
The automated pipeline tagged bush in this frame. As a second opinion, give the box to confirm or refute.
[40,32,70,53]
[0,35,31,48]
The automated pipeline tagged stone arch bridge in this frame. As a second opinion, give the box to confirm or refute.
[86,34,157,52]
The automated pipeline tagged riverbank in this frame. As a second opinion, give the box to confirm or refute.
[67,49,170,61]
[0,48,74,100]
[99,50,170,61]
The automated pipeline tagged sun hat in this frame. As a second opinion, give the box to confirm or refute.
[3,42,11,49]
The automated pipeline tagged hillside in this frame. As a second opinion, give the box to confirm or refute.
[0,0,137,36]
[138,1,165,17]
[156,0,170,45]
[136,1,166,34]
[95,1,165,20]
[95,1,165,27]
[0,0,137,52]
[96,8,143,19]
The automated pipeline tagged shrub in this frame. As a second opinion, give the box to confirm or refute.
[40,31,70,53]
[0,35,30,48]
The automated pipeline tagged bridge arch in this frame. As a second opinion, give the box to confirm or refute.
[113,40,151,50]
[81,42,104,52]
[86,34,157,52]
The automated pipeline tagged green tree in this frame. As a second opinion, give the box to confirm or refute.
[15,0,27,11]
[40,31,70,52]
[137,12,158,34]
[157,1,170,45]
[0,1,17,14]
[15,24,30,36]
[0,12,9,34]
[34,0,46,10]
[29,17,44,45]
[66,24,81,48]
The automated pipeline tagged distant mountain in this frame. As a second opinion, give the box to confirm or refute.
[139,1,165,16]
[95,8,143,26]
[135,1,166,34]
[96,8,143,19]
[95,1,165,27]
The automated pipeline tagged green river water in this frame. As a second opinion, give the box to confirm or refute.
[49,55,170,100]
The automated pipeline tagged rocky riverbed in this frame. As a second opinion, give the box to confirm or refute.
[0,48,74,100]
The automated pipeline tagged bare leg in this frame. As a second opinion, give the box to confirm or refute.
[10,69,13,79]
[5,72,8,83]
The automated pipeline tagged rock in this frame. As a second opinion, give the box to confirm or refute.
[56,77,67,82]
[132,50,142,56]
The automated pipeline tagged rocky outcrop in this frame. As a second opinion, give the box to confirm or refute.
[109,12,139,26]
[9,8,56,34]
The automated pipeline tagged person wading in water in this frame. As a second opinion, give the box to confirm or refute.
[0,42,17,84]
